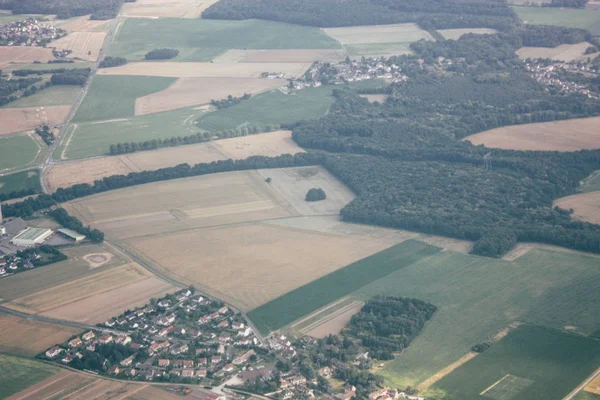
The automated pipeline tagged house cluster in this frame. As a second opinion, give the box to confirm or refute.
[0,252,38,275]
[0,18,66,46]
[525,59,600,99]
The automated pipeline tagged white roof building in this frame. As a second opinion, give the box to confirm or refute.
[11,227,53,246]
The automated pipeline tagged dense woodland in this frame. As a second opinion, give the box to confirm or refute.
[0,188,37,202]
[99,57,127,68]
[0,0,136,20]
[145,48,179,60]
[50,68,91,86]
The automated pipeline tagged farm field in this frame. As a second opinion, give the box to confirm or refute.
[247,240,441,334]
[586,374,600,395]
[324,23,434,45]
[512,6,600,35]
[516,42,593,62]
[582,171,600,193]
[47,130,302,190]
[0,170,41,195]
[576,392,600,400]
[463,117,600,151]
[72,75,176,122]
[554,192,600,224]
[0,11,44,23]
[0,354,59,399]
[109,18,340,61]
[121,0,220,19]
[49,32,107,61]
[0,46,55,67]
[0,313,80,357]
[135,77,284,115]
[2,62,94,72]
[295,299,365,338]
[360,94,389,103]
[351,248,600,387]
[345,42,414,57]
[0,106,70,136]
[430,325,600,400]
[54,15,111,32]
[0,133,43,173]
[2,86,81,108]
[438,28,498,40]
[212,49,347,63]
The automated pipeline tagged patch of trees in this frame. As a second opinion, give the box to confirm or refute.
[211,93,251,109]
[471,229,517,258]
[518,25,591,48]
[0,188,37,202]
[545,0,588,7]
[472,342,492,353]
[35,125,55,146]
[13,68,75,76]
[144,48,179,60]
[16,245,67,267]
[7,0,136,20]
[50,68,91,86]
[49,208,104,243]
[99,56,127,68]
[305,188,326,202]
[68,343,138,371]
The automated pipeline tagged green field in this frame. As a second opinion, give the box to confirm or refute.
[430,325,600,400]
[0,170,41,195]
[109,18,341,61]
[2,86,81,108]
[72,75,176,123]
[349,248,600,387]
[581,170,600,193]
[0,354,59,398]
[512,6,600,35]
[575,392,600,400]
[0,134,43,172]
[196,87,335,132]
[247,240,441,334]
[0,12,44,23]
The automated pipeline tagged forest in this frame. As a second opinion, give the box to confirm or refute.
[49,208,104,243]
[99,57,127,68]
[50,68,91,86]
[211,93,251,109]
[2,0,136,20]
[145,48,179,60]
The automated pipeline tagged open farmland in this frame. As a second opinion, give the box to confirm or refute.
[121,0,220,18]
[0,46,55,67]
[49,32,107,61]
[512,6,600,35]
[576,393,600,400]
[438,28,498,40]
[430,325,600,400]
[55,15,111,32]
[0,106,70,136]
[0,354,59,399]
[135,77,283,115]
[586,374,600,396]
[463,117,600,151]
[0,313,80,357]
[0,133,43,173]
[2,86,81,108]
[554,192,600,224]
[212,49,347,63]
[0,170,41,195]
[516,42,593,62]
[295,299,365,338]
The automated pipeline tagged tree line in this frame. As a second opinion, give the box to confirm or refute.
[49,208,104,243]
[99,57,127,68]
[145,48,179,60]
[211,93,251,109]
[50,68,91,86]
[4,0,137,20]
[0,188,37,202]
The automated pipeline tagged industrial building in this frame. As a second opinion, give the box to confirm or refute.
[57,228,85,242]
[11,227,53,247]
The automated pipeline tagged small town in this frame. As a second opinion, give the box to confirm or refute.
[0,18,66,46]
[525,58,600,99]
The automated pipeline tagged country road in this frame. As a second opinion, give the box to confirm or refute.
[564,367,600,400]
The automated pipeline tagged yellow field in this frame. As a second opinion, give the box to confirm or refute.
[324,23,434,45]
[438,28,498,40]
[554,192,600,225]
[56,15,111,32]
[212,49,347,63]
[0,107,70,136]
[135,77,283,115]
[97,62,312,78]
[516,42,593,62]
[0,46,55,67]
[121,0,220,19]
[302,301,364,338]
[0,313,80,357]
[50,32,107,61]
[584,373,600,395]
[463,117,600,151]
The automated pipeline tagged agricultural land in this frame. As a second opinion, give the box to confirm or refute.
[0,354,59,398]
[0,170,41,195]
[437,28,498,40]
[511,6,600,35]
[554,191,600,224]
[49,31,108,61]
[0,106,70,136]
[0,46,55,68]
[516,42,595,62]
[121,0,221,19]
[1,86,81,108]
[0,133,44,173]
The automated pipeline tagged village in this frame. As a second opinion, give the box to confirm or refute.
[0,17,66,46]
[524,58,600,99]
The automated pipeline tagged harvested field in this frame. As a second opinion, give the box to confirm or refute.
[303,301,364,338]
[122,0,220,18]
[438,28,498,40]
[50,32,107,61]
[0,46,55,67]
[463,117,600,151]
[45,157,139,192]
[125,386,183,400]
[585,373,600,395]
[516,42,593,61]
[210,130,303,159]
[359,94,388,103]
[135,77,283,115]
[57,15,111,32]
[0,313,80,357]
[554,192,600,224]
[324,23,434,44]
[212,49,347,63]
[97,62,311,78]
[0,106,70,136]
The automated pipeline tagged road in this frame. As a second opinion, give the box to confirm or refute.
[564,367,600,400]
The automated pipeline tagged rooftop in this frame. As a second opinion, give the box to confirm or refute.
[57,228,86,240]
[13,227,52,241]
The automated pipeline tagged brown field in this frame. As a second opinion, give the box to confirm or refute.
[50,32,107,61]
[584,373,600,395]
[0,313,80,357]
[438,28,498,40]
[212,49,347,63]
[135,77,283,115]
[121,0,220,19]
[0,106,70,136]
[45,130,302,191]
[303,301,364,338]
[359,94,388,103]
[0,46,55,67]
[554,192,600,224]
[97,62,312,78]
[323,23,434,45]
[56,15,111,32]
[516,42,592,62]
[463,117,600,151]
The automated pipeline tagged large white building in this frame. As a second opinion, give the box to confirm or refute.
[11,227,53,246]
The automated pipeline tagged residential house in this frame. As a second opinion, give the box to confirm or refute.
[237,327,252,337]
[158,359,170,367]
[336,385,356,400]
[196,368,207,378]
[218,333,232,343]
[188,329,201,338]
[45,346,63,358]
[197,357,207,366]
[182,360,194,369]
[68,337,83,348]
[62,355,74,364]
[115,336,131,345]
[232,321,245,330]
[120,355,134,367]
[98,334,113,344]
[157,300,170,308]
[82,331,95,341]
[211,355,222,364]
[158,326,174,337]
[232,349,255,365]
[319,366,332,378]
[217,320,229,329]
[222,364,235,373]
[108,365,120,375]
[217,344,225,354]
[181,369,195,378]
[218,306,229,314]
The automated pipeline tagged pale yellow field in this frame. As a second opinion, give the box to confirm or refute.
[213,49,347,63]
[463,117,600,151]
[304,301,364,338]
[135,77,283,115]
[360,94,388,103]
[0,313,80,357]
[50,31,107,61]
[0,46,55,67]
[554,192,600,225]
[56,15,111,32]
[324,23,434,45]
[584,373,600,395]
[97,62,312,78]
[211,130,303,159]
[0,106,70,136]
[516,42,593,62]
[121,0,220,19]
[438,28,498,40]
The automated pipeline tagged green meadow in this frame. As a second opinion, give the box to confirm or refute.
[2,86,81,108]
[0,170,41,195]
[0,134,43,172]
[512,6,600,35]
[0,354,58,398]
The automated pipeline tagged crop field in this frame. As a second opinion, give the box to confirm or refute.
[0,170,41,195]
[0,313,80,357]
[72,75,176,122]
[248,240,441,334]
[212,130,303,159]
[55,15,111,32]
[135,77,283,115]
[0,46,55,67]
[3,62,94,72]
[345,42,414,57]
[586,374,600,395]
[576,392,600,400]
[121,0,220,19]
[512,6,600,35]
[554,192,600,224]
[97,62,312,78]
[0,354,59,399]
[438,28,498,40]
[324,23,434,45]
[50,32,107,61]
[516,42,593,62]
[430,325,600,400]
[0,11,44,23]
[212,49,347,63]
[0,133,43,173]
[109,18,340,61]
[296,299,365,338]
[463,117,600,151]
[2,86,81,108]
[349,247,600,387]
[0,106,70,135]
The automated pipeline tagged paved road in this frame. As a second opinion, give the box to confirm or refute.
[564,367,600,400]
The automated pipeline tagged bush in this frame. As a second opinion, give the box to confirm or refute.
[306,188,326,202]
[145,48,179,60]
